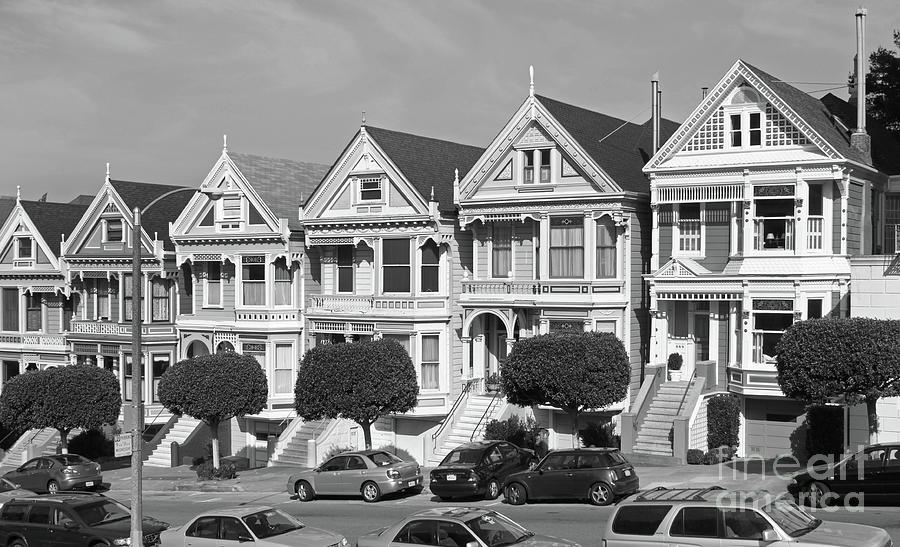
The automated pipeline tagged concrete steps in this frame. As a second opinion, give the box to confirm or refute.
[427,394,504,466]
[632,381,692,457]
[270,419,331,468]
[145,416,203,467]
[0,429,81,467]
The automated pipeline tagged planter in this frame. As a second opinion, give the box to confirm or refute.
[668,370,682,382]
[486,383,500,393]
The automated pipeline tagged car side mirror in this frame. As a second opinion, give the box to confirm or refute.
[761,529,779,542]
[238,536,254,543]
[63,521,79,530]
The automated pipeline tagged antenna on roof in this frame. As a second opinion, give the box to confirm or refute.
[529,65,535,97]
[223,134,228,153]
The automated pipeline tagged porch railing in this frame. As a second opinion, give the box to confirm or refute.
[461,281,541,295]
[807,216,824,250]
[470,390,503,442]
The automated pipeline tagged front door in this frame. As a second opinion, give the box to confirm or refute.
[527,452,577,499]
[9,458,41,490]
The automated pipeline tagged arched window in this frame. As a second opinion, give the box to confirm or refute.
[420,240,440,292]
[596,217,617,279]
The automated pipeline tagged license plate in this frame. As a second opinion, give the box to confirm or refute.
[446,474,456,481]
[85,481,94,487]
[623,470,631,477]
[408,480,417,487]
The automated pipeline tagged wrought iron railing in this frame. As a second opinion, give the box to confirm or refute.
[470,391,503,441]
[431,380,473,450]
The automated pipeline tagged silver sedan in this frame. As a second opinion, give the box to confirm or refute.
[287,449,423,503]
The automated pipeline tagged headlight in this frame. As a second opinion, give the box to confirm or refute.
[341,537,349,546]
[112,539,131,546]
[387,470,401,479]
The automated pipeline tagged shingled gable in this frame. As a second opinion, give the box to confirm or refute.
[110,179,193,251]
[819,93,900,176]
[535,94,679,194]
[364,126,485,213]
[18,200,88,258]
[228,152,330,230]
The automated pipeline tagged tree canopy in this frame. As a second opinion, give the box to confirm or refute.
[501,332,630,444]
[776,318,900,442]
[867,30,900,137]
[295,338,418,449]
[0,364,121,452]
[158,352,268,467]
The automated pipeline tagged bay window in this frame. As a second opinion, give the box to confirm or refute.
[337,246,354,293]
[596,218,617,278]
[123,275,141,321]
[754,198,794,251]
[382,239,410,293]
[241,257,266,306]
[25,294,41,332]
[678,204,702,254]
[420,241,439,292]
[752,310,793,363]
[151,279,170,322]
[491,224,512,278]
[274,344,293,395]
[421,335,440,390]
[550,217,584,278]
[274,259,292,305]
[205,262,221,306]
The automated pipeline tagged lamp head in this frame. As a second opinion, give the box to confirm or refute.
[199,188,225,201]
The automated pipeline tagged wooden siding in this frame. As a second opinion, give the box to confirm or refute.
[659,221,672,262]
[833,181,843,254]
[847,182,863,256]
[629,209,650,404]
[513,222,535,280]
[449,222,469,400]
[699,223,730,272]
[355,244,373,295]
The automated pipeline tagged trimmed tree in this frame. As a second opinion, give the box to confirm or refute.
[776,318,900,444]
[158,353,267,468]
[0,364,121,453]
[501,332,630,445]
[295,338,418,449]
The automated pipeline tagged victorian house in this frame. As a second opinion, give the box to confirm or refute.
[299,123,483,465]
[168,142,329,467]
[456,77,676,450]
[641,59,888,459]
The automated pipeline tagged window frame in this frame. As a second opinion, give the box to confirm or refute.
[549,216,585,279]
[420,333,440,391]
[122,274,141,322]
[150,278,171,323]
[381,239,411,294]
[272,341,294,396]
[420,240,440,293]
[104,218,124,243]
[15,236,33,260]
[240,256,267,308]
[595,216,618,279]
[25,293,42,332]
[273,258,293,307]
[490,223,513,279]
[673,203,705,257]
[204,261,223,309]
[358,175,384,203]
[725,105,764,151]
[337,246,355,294]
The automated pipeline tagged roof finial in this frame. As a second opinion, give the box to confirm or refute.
[105,162,110,184]
[529,65,534,97]
[430,186,435,201]
[454,168,459,183]
[362,110,366,127]
[16,185,20,202]
[223,134,228,153]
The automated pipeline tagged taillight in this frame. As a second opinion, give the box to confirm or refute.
[466,472,477,483]
[386,469,401,479]
[62,467,76,475]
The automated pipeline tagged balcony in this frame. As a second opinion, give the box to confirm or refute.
[234,310,300,322]
[70,320,176,339]
[306,295,449,317]
[460,279,623,305]
[0,333,67,351]
[807,216,824,251]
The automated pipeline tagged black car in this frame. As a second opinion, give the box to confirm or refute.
[0,493,169,547]
[502,448,639,506]
[789,443,900,507]
[429,440,536,500]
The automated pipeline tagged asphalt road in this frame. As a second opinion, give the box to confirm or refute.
[106,488,900,546]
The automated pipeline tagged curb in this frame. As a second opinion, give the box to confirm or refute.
[172,482,245,492]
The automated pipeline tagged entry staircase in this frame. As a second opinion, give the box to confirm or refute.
[632,381,691,457]
[145,416,203,467]
[0,428,82,468]
[269,418,332,467]
[427,393,505,466]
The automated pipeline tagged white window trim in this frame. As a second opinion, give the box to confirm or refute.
[356,175,386,204]
[149,351,173,404]
[488,223,514,280]
[272,259,295,308]
[418,242,442,295]
[380,239,412,295]
[750,194,796,256]
[271,339,296,398]
[594,318,620,338]
[102,218,124,243]
[217,193,245,231]
[202,262,224,309]
[547,215,587,280]
[418,332,442,393]
[238,255,269,309]
[672,204,705,258]
[336,246,355,295]
[724,106,764,151]
[13,236,34,261]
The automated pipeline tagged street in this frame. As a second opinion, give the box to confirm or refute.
[105,488,900,545]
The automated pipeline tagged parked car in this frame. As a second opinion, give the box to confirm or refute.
[2,454,102,493]
[602,486,890,547]
[161,505,347,547]
[286,449,423,503]
[503,448,638,506]
[357,507,580,547]
[789,443,900,507]
[430,440,536,501]
[0,478,35,510]
[0,492,169,547]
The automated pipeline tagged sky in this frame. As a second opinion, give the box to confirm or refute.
[1,0,898,202]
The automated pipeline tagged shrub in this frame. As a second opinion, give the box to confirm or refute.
[483,415,540,449]
[805,405,843,460]
[68,429,113,460]
[667,353,683,371]
[378,444,418,466]
[322,445,352,461]
[686,449,704,465]
[707,394,741,450]
[580,421,619,448]
[702,446,736,464]
[195,460,237,481]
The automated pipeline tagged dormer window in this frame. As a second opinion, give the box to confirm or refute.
[222,195,241,219]
[359,176,383,201]
[105,219,123,242]
[523,149,551,184]
[729,112,761,148]
[16,237,32,259]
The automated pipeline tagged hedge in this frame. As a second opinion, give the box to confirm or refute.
[707,394,740,449]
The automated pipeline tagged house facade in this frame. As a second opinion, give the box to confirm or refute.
[643,60,889,458]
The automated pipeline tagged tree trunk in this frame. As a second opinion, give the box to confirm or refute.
[361,420,373,450]
[58,428,70,454]
[209,419,220,469]
[866,395,880,445]
[569,410,580,448]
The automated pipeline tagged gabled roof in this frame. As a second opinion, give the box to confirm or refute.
[819,93,900,176]
[19,200,89,258]
[365,126,485,213]
[536,94,679,194]
[110,179,192,251]
[229,153,331,229]
[0,198,15,226]
[69,194,95,205]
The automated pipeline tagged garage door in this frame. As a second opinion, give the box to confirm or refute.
[744,398,805,459]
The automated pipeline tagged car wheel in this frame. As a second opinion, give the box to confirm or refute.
[9,539,26,547]
[47,480,59,494]
[505,483,527,505]
[295,480,314,502]
[410,485,424,495]
[362,481,382,503]
[485,479,501,500]
[805,481,831,508]
[588,482,614,506]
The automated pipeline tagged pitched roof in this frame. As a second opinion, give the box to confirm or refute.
[19,200,89,258]
[536,94,679,194]
[0,198,15,227]
[819,93,900,176]
[69,194,95,205]
[228,152,331,230]
[365,126,485,213]
[110,180,192,251]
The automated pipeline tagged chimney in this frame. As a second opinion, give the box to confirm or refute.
[701,87,709,99]
[851,7,872,163]
[651,73,660,154]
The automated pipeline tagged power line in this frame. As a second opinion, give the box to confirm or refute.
[598,106,651,144]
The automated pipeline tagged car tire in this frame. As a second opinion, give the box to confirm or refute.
[47,480,59,494]
[410,485,424,495]
[362,481,382,503]
[805,481,831,508]
[295,480,315,502]
[588,482,615,506]
[9,540,27,547]
[485,479,501,500]
[505,483,527,505]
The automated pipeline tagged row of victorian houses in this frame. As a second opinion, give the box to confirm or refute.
[1,50,899,467]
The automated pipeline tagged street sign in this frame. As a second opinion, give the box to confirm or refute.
[114,434,132,458]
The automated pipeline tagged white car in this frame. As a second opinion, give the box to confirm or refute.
[0,477,35,509]
[160,506,348,547]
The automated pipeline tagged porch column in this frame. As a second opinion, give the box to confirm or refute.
[650,201,660,272]
[728,302,738,368]
[539,318,549,335]
[795,169,808,255]
[472,335,485,378]
[840,173,849,255]
[741,284,752,367]
[730,202,739,255]
[471,225,479,280]
[461,337,471,379]
[584,212,595,280]
[708,303,720,386]
[539,214,550,280]
[649,286,660,364]
[742,170,754,253]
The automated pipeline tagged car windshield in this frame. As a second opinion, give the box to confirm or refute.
[367,452,402,467]
[53,455,89,466]
[443,449,483,465]
[465,512,533,547]
[762,500,820,537]
[606,451,627,465]
[74,500,131,526]
[242,509,303,538]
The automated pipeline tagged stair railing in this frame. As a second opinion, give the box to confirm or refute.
[470,391,502,441]
[431,380,474,451]
[675,370,698,415]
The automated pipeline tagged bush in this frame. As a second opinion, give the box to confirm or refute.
[483,415,541,449]
[68,429,113,460]
[580,421,619,448]
[702,446,736,465]
[667,353,683,371]
[805,405,843,460]
[686,449,704,465]
[322,445,352,461]
[195,460,237,481]
[0,424,19,451]
[707,394,741,450]
[378,445,418,466]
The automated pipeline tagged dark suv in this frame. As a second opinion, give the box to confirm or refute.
[429,440,536,500]
[503,448,639,506]
[0,493,169,547]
